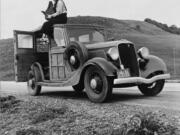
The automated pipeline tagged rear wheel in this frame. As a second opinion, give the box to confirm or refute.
[27,67,42,96]
[138,71,165,96]
[84,66,113,103]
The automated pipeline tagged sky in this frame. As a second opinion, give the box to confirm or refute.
[1,0,180,39]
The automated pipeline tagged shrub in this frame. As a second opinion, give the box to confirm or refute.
[0,96,21,113]
[117,111,179,135]
[28,104,68,124]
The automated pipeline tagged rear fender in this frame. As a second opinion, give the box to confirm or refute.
[30,62,45,81]
[140,55,167,78]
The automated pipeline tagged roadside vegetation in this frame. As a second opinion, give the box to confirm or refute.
[145,18,180,35]
[0,96,179,135]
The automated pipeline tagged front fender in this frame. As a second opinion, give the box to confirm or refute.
[82,57,118,78]
[140,55,167,78]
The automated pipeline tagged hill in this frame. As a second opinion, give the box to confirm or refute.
[0,16,180,81]
[145,18,180,35]
[0,38,14,81]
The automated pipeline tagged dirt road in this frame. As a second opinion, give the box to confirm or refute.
[0,81,180,111]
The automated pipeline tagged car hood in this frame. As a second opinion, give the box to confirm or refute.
[86,39,132,50]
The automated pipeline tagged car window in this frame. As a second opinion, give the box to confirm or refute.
[54,27,65,47]
[17,34,33,48]
[67,27,105,44]
[92,31,104,42]
[79,34,90,43]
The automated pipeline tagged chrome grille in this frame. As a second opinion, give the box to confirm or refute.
[118,44,139,77]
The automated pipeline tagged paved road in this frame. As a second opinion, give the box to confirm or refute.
[0,81,180,111]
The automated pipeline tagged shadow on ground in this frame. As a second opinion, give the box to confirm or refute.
[40,89,147,103]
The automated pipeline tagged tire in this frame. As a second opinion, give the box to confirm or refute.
[84,66,113,103]
[64,41,88,71]
[27,67,42,96]
[138,71,165,96]
[72,83,84,93]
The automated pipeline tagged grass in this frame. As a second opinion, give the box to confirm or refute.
[28,105,68,124]
[120,111,179,135]
[16,128,44,135]
[0,96,179,135]
[0,96,21,113]
[0,16,180,80]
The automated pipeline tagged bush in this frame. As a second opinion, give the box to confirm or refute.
[144,18,180,35]
[0,96,21,113]
[28,104,68,124]
[116,111,179,135]
[16,127,44,135]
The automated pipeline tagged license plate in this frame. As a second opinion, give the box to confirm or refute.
[118,69,130,78]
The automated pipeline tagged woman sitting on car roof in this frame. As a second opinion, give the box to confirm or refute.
[35,0,67,38]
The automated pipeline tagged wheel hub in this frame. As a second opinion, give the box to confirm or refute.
[28,78,35,89]
[70,55,76,65]
[90,76,103,94]
[90,79,97,89]
[29,79,33,87]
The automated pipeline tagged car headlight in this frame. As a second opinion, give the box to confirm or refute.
[107,47,119,61]
[138,47,150,59]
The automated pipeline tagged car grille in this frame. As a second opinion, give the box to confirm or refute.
[118,44,139,77]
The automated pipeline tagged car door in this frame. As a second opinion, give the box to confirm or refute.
[14,30,36,82]
[49,26,72,81]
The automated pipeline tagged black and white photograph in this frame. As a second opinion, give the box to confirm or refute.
[0,0,180,134]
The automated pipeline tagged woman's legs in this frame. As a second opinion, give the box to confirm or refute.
[35,13,67,38]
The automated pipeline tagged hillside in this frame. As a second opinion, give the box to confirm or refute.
[0,16,180,81]
[0,38,14,81]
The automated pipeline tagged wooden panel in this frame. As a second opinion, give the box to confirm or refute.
[52,67,58,80]
[57,54,64,66]
[51,54,58,66]
[50,47,65,53]
[58,67,65,79]
[65,67,72,78]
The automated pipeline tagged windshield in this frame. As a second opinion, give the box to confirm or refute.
[66,27,106,44]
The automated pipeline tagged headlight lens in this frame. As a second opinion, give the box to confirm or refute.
[107,47,119,61]
[138,47,150,59]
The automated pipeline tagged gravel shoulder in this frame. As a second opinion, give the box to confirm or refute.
[1,92,180,135]
[1,82,180,134]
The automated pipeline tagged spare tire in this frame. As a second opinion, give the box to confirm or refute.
[64,41,88,71]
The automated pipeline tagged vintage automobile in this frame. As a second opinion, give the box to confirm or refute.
[14,24,170,103]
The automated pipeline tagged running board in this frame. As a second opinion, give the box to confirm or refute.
[37,81,70,87]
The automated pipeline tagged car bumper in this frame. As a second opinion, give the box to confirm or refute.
[113,73,170,85]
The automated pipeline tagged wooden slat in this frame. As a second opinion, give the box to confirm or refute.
[57,54,64,66]
[58,67,65,79]
[51,54,58,66]
[51,67,58,80]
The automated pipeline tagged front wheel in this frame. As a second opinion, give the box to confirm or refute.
[84,66,113,103]
[27,67,42,96]
[138,71,165,96]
